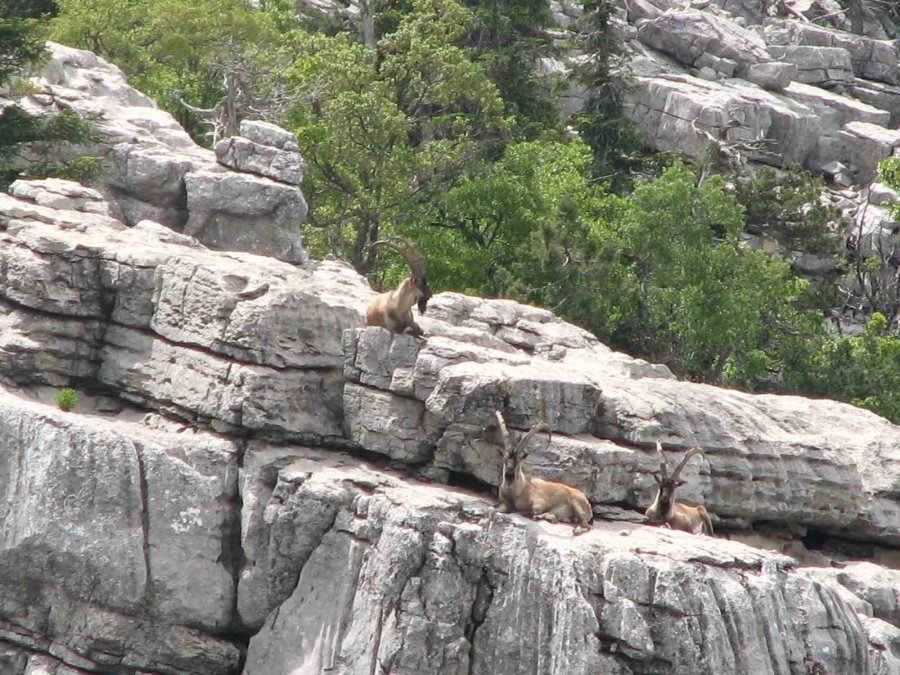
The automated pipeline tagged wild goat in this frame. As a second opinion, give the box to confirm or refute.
[645,441,714,536]
[494,410,593,534]
[365,236,432,337]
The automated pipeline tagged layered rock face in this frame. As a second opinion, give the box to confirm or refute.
[344,312,900,546]
[0,178,370,444]
[612,2,900,183]
[546,0,900,270]
[0,22,899,675]
[0,389,243,674]
[1,175,899,673]
[11,44,309,263]
[239,451,874,675]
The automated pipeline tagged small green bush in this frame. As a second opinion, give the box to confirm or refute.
[734,164,840,255]
[55,387,78,412]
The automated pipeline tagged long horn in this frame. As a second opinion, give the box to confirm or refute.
[495,410,512,455]
[671,447,703,482]
[513,420,549,458]
[369,236,431,314]
[655,440,669,482]
[369,236,427,281]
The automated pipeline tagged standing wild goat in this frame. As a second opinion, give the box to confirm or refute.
[645,441,714,536]
[365,236,432,336]
[494,410,593,534]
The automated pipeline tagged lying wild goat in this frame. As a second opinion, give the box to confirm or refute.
[494,410,593,534]
[365,236,432,337]
[645,441,714,536]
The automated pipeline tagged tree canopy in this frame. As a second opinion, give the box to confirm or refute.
[1,2,97,189]
[36,0,900,423]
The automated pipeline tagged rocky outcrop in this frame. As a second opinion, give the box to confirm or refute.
[1,173,899,672]
[1,19,900,675]
[636,10,773,77]
[0,387,242,675]
[341,303,900,547]
[590,0,900,197]
[215,120,306,186]
[0,179,370,443]
[239,449,877,675]
[9,43,309,262]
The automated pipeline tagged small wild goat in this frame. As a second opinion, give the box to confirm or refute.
[365,236,432,337]
[645,441,714,536]
[494,410,593,534]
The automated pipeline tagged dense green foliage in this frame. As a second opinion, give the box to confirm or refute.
[55,387,78,412]
[0,3,98,188]
[0,11,47,83]
[280,0,509,270]
[778,157,900,422]
[735,165,840,255]
[879,157,900,221]
[573,0,647,191]
[51,0,282,136]
[784,313,900,423]
[41,0,900,423]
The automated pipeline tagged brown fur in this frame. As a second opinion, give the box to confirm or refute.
[365,276,426,336]
[365,237,431,336]
[495,411,593,535]
[658,502,714,536]
[645,442,714,536]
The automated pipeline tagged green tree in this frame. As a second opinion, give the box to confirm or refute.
[280,0,507,270]
[785,313,900,423]
[458,0,556,137]
[573,0,647,191]
[879,157,900,220]
[3,1,58,19]
[408,154,821,389]
[734,165,839,255]
[0,8,47,83]
[1,4,97,189]
[51,0,282,139]
[404,137,601,296]
[599,164,820,382]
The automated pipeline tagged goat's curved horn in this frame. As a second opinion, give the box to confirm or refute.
[369,236,431,313]
[495,410,512,455]
[513,421,549,458]
[369,236,427,281]
[671,447,703,482]
[655,440,669,482]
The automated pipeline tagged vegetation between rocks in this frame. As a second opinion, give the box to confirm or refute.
[0,1,99,189]
[3,0,899,422]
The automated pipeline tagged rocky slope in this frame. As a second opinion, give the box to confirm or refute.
[9,44,308,264]
[0,30,899,675]
[565,0,900,273]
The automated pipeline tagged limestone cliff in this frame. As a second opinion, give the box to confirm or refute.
[556,0,900,282]
[0,36,898,675]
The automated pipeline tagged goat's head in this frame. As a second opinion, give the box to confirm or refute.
[369,236,431,313]
[494,410,549,481]
[648,441,703,521]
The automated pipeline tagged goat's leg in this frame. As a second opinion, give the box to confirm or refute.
[534,503,573,524]
[571,499,593,534]
[386,309,405,333]
[530,494,550,519]
[697,506,715,536]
